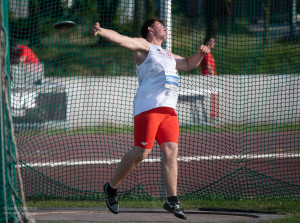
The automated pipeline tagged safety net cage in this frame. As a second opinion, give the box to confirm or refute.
[2,0,300,205]
[1,0,35,222]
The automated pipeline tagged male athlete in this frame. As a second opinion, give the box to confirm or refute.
[91,18,210,220]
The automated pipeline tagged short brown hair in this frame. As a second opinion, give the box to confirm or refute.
[140,18,164,39]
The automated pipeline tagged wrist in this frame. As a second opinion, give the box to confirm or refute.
[198,52,205,57]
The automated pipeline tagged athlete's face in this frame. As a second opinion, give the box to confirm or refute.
[151,21,167,41]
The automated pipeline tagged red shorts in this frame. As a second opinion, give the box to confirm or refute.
[134,107,179,149]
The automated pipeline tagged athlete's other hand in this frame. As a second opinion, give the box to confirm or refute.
[91,22,101,36]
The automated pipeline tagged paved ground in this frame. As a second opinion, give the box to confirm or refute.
[29,207,286,222]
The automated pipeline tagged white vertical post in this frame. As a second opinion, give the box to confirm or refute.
[290,0,297,38]
[160,0,172,51]
[292,0,296,25]
[160,2,172,198]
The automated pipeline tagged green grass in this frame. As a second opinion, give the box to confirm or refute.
[15,125,134,136]
[15,123,300,137]
[26,198,300,222]
[180,123,300,133]
[27,198,300,214]
[212,35,300,75]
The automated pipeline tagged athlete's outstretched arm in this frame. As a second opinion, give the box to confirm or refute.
[172,45,211,72]
[91,22,148,52]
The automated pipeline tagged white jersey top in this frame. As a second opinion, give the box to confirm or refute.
[133,43,179,117]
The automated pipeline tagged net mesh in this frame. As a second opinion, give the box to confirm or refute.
[1,0,34,222]
[5,0,300,202]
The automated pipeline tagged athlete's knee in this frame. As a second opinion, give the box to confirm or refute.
[160,142,178,158]
[132,146,151,163]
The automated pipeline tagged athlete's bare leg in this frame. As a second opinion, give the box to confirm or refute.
[160,142,178,196]
[110,146,152,188]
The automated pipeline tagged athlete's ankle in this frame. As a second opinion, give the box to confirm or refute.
[106,182,117,195]
[167,196,178,203]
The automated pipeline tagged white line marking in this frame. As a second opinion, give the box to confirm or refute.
[18,153,300,168]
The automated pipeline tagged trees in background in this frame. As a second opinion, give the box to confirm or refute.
[97,0,119,45]
[203,0,233,45]
[203,0,218,40]
[8,0,299,46]
[289,0,299,39]
[134,0,156,35]
[258,0,271,44]
[224,0,232,46]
